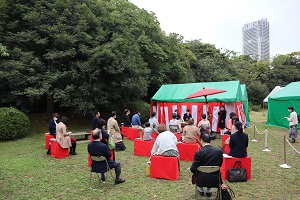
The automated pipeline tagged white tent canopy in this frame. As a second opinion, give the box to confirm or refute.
[263,86,284,103]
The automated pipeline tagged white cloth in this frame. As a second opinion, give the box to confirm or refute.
[151,131,178,155]
[149,117,159,132]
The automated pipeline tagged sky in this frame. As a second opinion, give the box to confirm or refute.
[129,0,300,57]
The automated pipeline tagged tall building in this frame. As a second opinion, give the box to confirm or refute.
[242,18,270,61]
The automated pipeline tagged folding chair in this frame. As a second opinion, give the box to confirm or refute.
[89,156,114,188]
[195,166,222,199]
[169,125,180,133]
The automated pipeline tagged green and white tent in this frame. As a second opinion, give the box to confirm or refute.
[267,81,300,129]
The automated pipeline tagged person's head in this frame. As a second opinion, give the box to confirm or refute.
[232,116,239,123]
[61,116,68,126]
[151,112,156,118]
[186,109,190,113]
[94,110,100,117]
[136,110,140,115]
[124,109,130,115]
[174,109,178,113]
[52,113,59,121]
[288,106,294,112]
[172,113,177,119]
[157,124,167,133]
[221,105,225,110]
[201,113,206,119]
[111,111,117,118]
[188,118,194,125]
[234,121,243,134]
[92,128,102,140]
[200,133,211,146]
[229,112,236,119]
[98,119,106,129]
[145,122,150,128]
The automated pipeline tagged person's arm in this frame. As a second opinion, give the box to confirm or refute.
[138,116,141,126]
[114,120,121,132]
[103,145,112,160]
[190,152,201,173]
[62,125,69,136]
[229,135,234,149]
[151,140,158,155]
[245,134,248,148]
[49,120,56,130]
[178,120,182,132]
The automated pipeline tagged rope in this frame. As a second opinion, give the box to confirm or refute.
[285,138,300,154]
[254,125,267,135]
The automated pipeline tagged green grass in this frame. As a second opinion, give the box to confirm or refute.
[0,111,299,200]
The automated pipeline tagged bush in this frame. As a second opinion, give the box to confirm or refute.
[0,107,30,141]
[250,105,261,112]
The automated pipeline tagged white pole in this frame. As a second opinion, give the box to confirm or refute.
[262,129,271,152]
[251,121,257,142]
[279,133,291,168]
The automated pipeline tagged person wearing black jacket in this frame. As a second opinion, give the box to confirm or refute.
[123,109,132,127]
[229,121,248,158]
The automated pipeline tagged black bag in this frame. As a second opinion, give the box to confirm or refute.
[228,160,247,182]
[221,188,235,200]
[115,141,126,151]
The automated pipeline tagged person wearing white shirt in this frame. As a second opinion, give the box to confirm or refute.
[169,113,182,133]
[149,112,159,133]
[285,106,298,143]
[151,124,178,156]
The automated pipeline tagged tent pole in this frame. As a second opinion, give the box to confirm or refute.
[262,101,265,116]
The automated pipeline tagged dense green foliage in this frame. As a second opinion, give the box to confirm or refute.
[0,0,299,114]
[0,107,30,140]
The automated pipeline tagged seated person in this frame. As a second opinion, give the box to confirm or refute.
[148,112,159,133]
[183,109,192,122]
[87,130,125,184]
[225,112,236,135]
[143,122,154,140]
[197,114,211,136]
[151,124,178,157]
[107,111,126,151]
[169,113,182,133]
[182,118,200,143]
[49,113,59,138]
[174,109,181,121]
[190,134,223,197]
[123,109,132,127]
[56,116,77,155]
[228,121,248,158]
[132,110,143,130]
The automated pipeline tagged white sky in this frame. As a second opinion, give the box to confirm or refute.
[129,0,300,57]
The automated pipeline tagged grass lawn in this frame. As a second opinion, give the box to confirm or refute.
[0,111,299,200]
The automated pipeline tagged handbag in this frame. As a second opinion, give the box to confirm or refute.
[107,135,115,150]
[221,187,235,200]
[228,160,247,182]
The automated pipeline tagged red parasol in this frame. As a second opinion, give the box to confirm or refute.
[185,87,226,120]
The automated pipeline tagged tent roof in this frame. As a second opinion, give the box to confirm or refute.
[240,84,248,102]
[263,86,284,102]
[151,81,243,102]
[269,82,300,100]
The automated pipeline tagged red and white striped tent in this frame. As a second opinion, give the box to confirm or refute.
[150,81,248,132]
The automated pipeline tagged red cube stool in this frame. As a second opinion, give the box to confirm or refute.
[222,135,231,154]
[173,133,182,142]
[50,139,69,159]
[122,126,129,137]
[220,155,252,180]
[134,139,155,157]
[177,142,200,161]
[151,131,158,140]
[126,128,141,140]
[150,155,179,180]
[45,133,54,150]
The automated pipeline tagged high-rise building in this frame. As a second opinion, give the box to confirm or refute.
[242,18,269,61]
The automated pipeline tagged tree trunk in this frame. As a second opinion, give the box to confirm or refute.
[47,96,54,113]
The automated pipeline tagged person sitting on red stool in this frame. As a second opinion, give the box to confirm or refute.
[228,121,248,158]
[46,113,59,155]
[56,116,77,155]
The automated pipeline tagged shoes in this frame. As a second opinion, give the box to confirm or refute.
[70,152,78,155]
[291,139,296,143]
[197,191,204,196]
[46,151,50,155]
[101,174,106,182]
[206,192,212,197]
[114,178,126,185]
